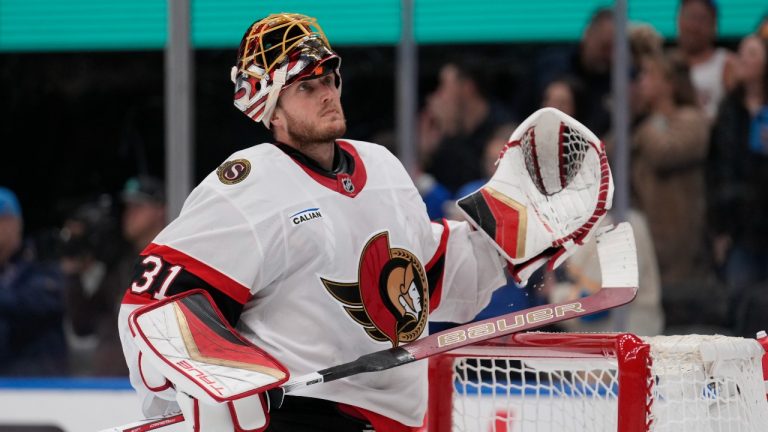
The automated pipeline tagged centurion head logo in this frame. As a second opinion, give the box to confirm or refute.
[322,231,428,347]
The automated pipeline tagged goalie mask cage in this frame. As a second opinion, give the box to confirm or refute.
[427,332,768,432]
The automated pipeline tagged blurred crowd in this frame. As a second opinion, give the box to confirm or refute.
[0,177,166,376]
[1,0,767,377]
[420,0,768,339]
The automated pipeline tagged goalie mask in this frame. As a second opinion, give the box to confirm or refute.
[457,107,614,284]
[231,13,342,128]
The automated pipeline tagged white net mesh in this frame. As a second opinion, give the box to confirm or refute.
[451,357,620,432]
[437,334,768,432]
[647,335,768,432]
[560,124,591,189]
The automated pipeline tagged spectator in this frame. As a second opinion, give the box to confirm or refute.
[540,75,585,121]
[758,14,768,41]
[631,51,717,330]
[630,23,664,59]
[627,24,665,125]
[674,0,734,121]
[63,176,166,375]
[632,51,710,284]
[524,8,614,137]
[707,34,768,330]
[451,123,518,206]
[120,176,167,253]
[420,57,513,193]
[0,187,67,376]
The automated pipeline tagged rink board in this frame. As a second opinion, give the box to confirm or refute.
[0,378,139,432]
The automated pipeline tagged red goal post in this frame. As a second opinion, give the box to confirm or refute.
[427,332,768,432]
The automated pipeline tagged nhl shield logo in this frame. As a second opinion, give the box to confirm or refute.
[341,176,355,193]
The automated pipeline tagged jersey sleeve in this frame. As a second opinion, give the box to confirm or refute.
[119,180,285,418]
[122,183,282,320]
[426,218,508,323]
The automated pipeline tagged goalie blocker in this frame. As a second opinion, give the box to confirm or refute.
[128,289,289,431]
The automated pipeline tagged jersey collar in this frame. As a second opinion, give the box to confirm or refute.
[274,140,367,198]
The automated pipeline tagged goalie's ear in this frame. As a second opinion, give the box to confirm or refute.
[457,107,613,284]
[128,289,289,404]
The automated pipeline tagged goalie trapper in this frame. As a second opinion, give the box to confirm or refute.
[457,107,614,285]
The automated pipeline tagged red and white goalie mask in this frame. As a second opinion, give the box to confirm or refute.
[457,107,614,284]
[231,13,342,128]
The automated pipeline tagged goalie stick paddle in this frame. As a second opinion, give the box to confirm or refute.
[101,222,637,432]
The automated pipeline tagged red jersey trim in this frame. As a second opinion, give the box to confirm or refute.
[122,243,252,305]
[426,219,450,313]
[287,140,368,198]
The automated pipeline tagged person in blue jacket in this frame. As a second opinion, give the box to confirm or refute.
[0,187,67,375]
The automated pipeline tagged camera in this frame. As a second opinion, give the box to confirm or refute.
[57,194,124,266]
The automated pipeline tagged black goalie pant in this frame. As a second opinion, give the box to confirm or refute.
[267,395,374,432]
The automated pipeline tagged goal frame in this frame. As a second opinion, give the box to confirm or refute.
[427,332,654,432]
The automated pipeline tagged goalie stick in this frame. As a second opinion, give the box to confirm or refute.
[102,222,637,432]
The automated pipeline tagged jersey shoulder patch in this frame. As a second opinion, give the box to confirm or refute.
[217,158,252,185]
[208,144,281,188]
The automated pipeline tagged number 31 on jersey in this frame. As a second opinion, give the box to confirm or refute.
[131,255,183,300]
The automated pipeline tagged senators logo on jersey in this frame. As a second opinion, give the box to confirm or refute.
[217,159,251,185]
[322,231,428,347]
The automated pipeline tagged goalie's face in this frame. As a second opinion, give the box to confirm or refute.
[271,72,346,147]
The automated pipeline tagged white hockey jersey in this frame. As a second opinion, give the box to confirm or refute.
[119,139,506,427]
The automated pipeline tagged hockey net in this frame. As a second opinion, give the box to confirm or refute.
[427,332,768,432]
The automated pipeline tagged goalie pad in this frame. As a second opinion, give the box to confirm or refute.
[457,108,613,284]
[128,290,289,431]
[175,391,268,432]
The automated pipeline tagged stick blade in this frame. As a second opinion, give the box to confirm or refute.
[596,222,638,290]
